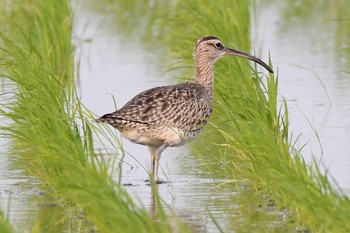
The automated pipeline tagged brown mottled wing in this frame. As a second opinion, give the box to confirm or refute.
[101,83,212,131]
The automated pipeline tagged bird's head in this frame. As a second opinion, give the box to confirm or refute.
[194,36,273,73]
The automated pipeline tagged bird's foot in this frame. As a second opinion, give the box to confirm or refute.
[155,179,167,184]
[144,179,168,185]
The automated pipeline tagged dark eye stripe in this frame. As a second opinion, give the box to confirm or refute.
[214,42,223,49]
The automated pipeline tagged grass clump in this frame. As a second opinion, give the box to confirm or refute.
[0,0,188,232]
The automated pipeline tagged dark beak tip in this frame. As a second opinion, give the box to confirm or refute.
[225,47,274,74]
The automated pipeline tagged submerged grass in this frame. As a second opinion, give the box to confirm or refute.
[0,208,13,233]
[0,0,188,232]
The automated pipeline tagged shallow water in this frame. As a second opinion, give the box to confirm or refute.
[1,0,349,232]
[0,140,42,232]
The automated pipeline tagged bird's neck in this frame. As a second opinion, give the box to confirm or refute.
[194,57,215,97]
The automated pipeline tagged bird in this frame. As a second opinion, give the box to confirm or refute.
[96,36,273,183]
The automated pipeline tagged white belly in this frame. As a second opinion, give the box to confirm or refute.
[120,126,191,147]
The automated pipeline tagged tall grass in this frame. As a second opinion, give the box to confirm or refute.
[0,0,189,232]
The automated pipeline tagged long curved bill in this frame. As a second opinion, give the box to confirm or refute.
[224,48,273,73]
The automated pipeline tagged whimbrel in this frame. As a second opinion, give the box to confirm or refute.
[96,36,273,183]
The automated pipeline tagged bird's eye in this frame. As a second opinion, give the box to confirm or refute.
[214,42,223,49]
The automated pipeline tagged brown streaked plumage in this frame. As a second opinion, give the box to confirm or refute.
[96,36,273,183]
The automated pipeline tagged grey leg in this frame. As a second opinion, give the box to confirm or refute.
[148,146,158,181]
[148,144,167,183]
